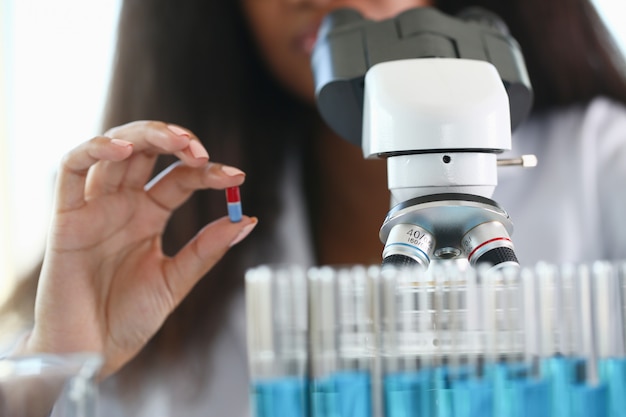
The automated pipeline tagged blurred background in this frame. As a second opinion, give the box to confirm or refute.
[1,0,122,304]
[1,0,625,303]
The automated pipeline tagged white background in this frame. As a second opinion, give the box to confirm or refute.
[1,0,625,301]
[1,0,122,301]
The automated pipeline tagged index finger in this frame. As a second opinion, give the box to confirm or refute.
[56,137,134,211]
[105,121,209,167]
[87,121,210,194]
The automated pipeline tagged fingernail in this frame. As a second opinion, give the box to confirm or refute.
[189,140,209,159]
[111,138,133,147]
[167,124,191,137]
[221,165,245,177]
[229,219,258,247]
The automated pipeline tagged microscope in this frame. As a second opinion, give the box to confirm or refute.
[311,6,534,270]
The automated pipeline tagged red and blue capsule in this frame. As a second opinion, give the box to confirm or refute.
[226,186,243,223]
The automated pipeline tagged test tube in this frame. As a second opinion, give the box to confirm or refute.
[378,265,436,417]
[536,263,584,417]
[482,265,551,417]
[596,261,626,417]
[449,265,496,417]
[245,265,309,417]
[421,262,465,416]
[567,263,609,417]
[308,266,374,417]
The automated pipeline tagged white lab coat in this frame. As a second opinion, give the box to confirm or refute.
[96,96,626,416]
[495,96,626,264]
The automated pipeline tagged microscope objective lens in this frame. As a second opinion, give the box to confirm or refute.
[382,223,434,268]
[462,221,519,268]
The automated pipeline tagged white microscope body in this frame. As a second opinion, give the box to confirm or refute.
[363,58,509,202]
[364,58,517,269]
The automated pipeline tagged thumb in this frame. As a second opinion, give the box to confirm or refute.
[163,216,258,302]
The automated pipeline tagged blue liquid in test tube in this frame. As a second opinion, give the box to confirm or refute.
[252,377,308,417]
[309,266,374,417]
[541,356,585,417]
[599,358,626,417]
[312,371,372,417]
[246,265,309,417]
[492,362,550,417]
[384,369,434,417]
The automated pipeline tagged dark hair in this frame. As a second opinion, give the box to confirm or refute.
[436,0,626,110]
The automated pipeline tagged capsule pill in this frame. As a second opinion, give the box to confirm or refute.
[226,186,242,222]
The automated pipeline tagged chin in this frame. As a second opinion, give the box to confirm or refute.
[282,74,317,106]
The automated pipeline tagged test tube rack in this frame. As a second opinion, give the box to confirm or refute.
[245,261,626,417]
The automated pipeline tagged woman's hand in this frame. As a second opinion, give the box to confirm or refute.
[21,121,257,377]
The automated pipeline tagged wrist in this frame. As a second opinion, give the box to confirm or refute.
[3,330,32,358]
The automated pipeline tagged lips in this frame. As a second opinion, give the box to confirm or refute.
[294,23,321,55]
